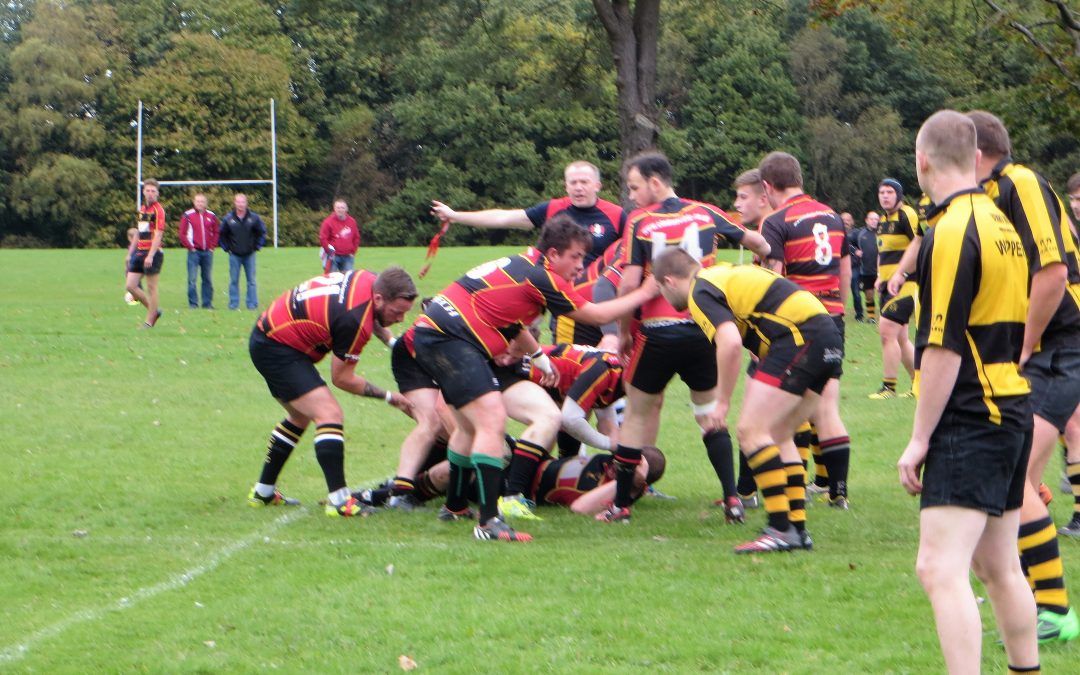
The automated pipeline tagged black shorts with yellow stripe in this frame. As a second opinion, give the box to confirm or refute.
[880,280,917,325]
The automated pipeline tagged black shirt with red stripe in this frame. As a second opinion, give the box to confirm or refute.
[256,270,378,362]
[524,197,625,265]
[761,193,848,315]
[415,248,588,358]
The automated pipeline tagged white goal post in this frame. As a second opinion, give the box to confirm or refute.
[135,98,281,247]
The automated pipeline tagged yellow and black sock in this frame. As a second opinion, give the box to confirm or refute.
[504,438,547,496]
[258,418,305,485]
[1018,516,1070,613]
[313,423,347,492]
[747,445,790,532]
[809,430,828,489]
[795,421,812,469]
[882,378,897,392]
[613,444,642,509]
[704,428,736,499]
[819,435,850,499]
[865,293,876,320]
[1068,461,1080,515]
[784,462,807,533]
[472,453,504,525]
[445,449,474,512]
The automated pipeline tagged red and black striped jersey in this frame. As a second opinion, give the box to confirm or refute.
[534,453,614,507]
[622,196,745,324]
[415,248,588,357]
[256,270,378,362]
[761,194,847,315]
[526,344,624,411]
[136,202,166,251]
[524,197,625,265]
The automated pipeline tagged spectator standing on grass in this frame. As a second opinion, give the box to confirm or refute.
[179,193,219,309]
[841,212,864,321]
[125,179,165,328]
[220,193,266,310]
[857,211,880,322]
[319,199,361,273]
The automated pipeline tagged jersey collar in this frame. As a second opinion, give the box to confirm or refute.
[983,157,1014,186]
[781,193,810,207]
[936,187,985,212]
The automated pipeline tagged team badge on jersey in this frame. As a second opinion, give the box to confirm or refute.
[590,223,605,238]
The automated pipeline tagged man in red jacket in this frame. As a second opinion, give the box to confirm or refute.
[319,200,361,272]
[179,193,219,309]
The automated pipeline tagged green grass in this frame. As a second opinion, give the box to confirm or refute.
[1,246,1077,672]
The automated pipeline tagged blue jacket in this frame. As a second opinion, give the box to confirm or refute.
[220,210,267,256]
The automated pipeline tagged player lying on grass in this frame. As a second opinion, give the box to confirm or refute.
[246,267,417,517]
[654,247,843,553]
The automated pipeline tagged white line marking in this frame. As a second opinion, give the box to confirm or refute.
[0,508,305,664]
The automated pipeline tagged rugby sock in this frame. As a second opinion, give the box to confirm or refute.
[556,430,582,458]
[819,435,850,499]
[257,419,305,488]
[1018,517,1070,614]
[810,431,828,489]
[473,453,504,525]
[445,449,474,512]
[746,445,790,532]
[794,422,812,470]
[784,463,807,533]
[865,294,876,321]
[613,444,643,509]
[1007,666,1040,674]
[703,428,736,499]
[414,470,444,502]
[1068,461,1080,514]
[504,438,547,496]
[882,377,897,393]
[391,476,416,497]
[313,423,347,493]
[736,452,756,498]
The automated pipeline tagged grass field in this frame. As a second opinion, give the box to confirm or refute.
[1,245,1078,672]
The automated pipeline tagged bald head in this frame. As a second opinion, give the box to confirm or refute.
[915,110,979,202]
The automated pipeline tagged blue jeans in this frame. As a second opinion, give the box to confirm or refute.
[849,266,864,319]
[330,254,354,272]
[229,253,258,309]
[187,250,214,308]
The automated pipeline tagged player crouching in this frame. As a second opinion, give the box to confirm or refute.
[653,248,842,553]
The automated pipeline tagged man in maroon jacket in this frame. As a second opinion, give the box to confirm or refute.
[179,193,219,309]
[319,200,361,272]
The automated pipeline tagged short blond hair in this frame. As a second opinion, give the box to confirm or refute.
[733,169,764,192]
[565,160,601,182]
[917,110,977,173]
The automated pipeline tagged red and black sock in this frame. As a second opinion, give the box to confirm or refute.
[391,476,416,497]
[613,444,642,509]
[414,470,444,502]
[257,419,305,486]
[504,438,547,496]
[819,435,850,499]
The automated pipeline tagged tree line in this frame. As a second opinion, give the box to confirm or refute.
[1,0,1078,249]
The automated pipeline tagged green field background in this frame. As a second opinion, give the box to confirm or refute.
[1,247,1077,672]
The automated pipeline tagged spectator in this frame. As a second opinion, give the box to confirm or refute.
[857,212,880,322]
[841,211,864,321]
[319,199,361,273]
[179,193,219,309]
[219,193,266,310]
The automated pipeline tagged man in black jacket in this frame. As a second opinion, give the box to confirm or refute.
[220,193,267,310]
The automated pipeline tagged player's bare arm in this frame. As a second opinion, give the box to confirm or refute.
[429,200,532,230]
[711,321,743,428]
[568,275,656,327]
[330,355,413,412]
[1023,262,1068,365]
[740,230,771,259]
[886,234,921,296]
[897,346,961,495]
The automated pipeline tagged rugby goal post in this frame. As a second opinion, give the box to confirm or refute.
[135,98,281,247]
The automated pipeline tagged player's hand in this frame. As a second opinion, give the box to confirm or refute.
[874,278,883,294]
[638,274,660,298]
[539,367,560,389]
[886,272,906,296]
[618,332,634,365]
[1019,347,1032,369]
[696,403,728,434]
[596,333,620,353]
[897,439,928,496]
[387,392,413,413]
[430,200,455,222]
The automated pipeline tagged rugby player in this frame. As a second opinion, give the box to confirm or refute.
[870,178,919,399]
[653,248,842,552]
[602,152,771,526]
[430,160,624,265]
[247,267,417,517]
[552,239,625,350]
[970,110,1080,642]
[126,179,166,329]
[409,215,657,541]
[758,152,853,509]
[896,110,1038,673]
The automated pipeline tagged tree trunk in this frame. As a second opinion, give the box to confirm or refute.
[592,0,661,166]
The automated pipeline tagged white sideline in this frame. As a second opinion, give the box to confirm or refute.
[0,508,305,664]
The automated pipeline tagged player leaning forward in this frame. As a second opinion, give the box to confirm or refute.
[653,248,841,553]
[896,111,1039,674]
[247,268,418,516]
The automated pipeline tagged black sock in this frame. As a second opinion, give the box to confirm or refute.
[703,428,736,499]
[258,419,305,485]
[504,438,547,496]
[473,453,504,525]
[391,476,416,496]
[556,430,581,458]
[414,470,444,502]
[445,449,473,512]
[819,436,850,499]
[737,452,756,497]
[613,444,642,509]
[313,423,347,492]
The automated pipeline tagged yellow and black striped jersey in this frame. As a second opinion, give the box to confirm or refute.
[688,263,829,359]
[982,159,1080,350]
[914,189,1030,427]
[916,194,944,236]
[877,203,919,282]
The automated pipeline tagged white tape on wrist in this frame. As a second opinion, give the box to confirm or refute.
[692,400,717,416]
[531,351,553,375]
[387,337,397,348]
[384,391,393,404]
